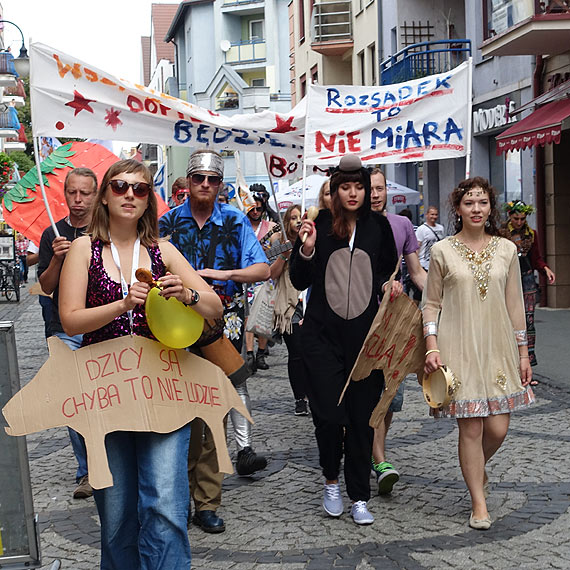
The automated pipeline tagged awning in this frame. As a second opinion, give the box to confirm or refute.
[496,98,570,155]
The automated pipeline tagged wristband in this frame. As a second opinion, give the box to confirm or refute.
[423,321,438,338]
[299,245,315,260]
[425,349,440,357]
[279,254,288,262]
[514,329,528,346]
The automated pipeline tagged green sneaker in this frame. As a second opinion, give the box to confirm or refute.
[372,459,400,495]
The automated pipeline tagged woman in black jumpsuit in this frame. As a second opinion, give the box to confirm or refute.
[289,155,397,525]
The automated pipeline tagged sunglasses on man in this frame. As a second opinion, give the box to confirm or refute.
[190,173,222,186]
[108,179,152,198]
[176,191,190,200]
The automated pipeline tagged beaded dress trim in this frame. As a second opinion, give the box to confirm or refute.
[448,236,500,301]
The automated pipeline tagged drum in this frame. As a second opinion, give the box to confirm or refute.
[196,317,250,387]
[422,365,460,409]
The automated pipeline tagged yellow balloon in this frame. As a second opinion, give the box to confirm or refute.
[145,287,204,349]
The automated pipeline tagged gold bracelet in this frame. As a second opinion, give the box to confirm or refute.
[425,349,440,357]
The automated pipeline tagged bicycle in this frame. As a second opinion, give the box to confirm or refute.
[0,260,20,302]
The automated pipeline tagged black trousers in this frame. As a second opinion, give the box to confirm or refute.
[283,323,306,400]
[310,372,383,502]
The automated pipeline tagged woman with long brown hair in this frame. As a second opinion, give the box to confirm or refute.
[59,159,222,569]
[289,155,397,525]
[423,177,535,530]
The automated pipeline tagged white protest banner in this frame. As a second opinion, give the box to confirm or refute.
[304,60,471,166]
[30,43,304,155]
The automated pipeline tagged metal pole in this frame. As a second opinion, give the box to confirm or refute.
[464,57,474,179]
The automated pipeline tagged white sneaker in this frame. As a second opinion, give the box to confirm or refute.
[350,501,374,525]
[323,483,343,517]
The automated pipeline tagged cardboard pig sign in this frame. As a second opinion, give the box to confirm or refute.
[2,336,252,489]
[341,265,426,428]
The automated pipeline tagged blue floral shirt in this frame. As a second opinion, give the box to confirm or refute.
[159,200,268,340]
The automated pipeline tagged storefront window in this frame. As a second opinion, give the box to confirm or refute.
[504,149,522,203]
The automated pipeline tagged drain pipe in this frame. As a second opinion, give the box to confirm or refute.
[534,55,547,306]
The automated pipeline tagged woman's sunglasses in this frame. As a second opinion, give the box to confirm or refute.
[191,173,222,186]
[108,179,152,198]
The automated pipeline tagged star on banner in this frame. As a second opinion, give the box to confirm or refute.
[105,108,123,131]
[270,115,297,133]
[65,90,96,116]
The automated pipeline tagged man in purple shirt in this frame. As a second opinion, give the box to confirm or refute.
[369,168,426,496]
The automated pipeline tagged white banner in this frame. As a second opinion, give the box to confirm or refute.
[30,43,304,156]
[304,60,471,165]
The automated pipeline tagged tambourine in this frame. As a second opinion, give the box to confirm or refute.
[422,365,460,409]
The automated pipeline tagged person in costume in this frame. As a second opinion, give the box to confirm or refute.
[289,154,398,525]
[269,204,309,416]
[501,200,555,373]
[59,159,222,569]
[423,176,535,531]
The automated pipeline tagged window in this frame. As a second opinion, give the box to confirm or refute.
[251,78,265,87]
[249,19,265,40]
[299,0,305,43]
[311,64,318,84]
[400,21,434,47]
[358,50,365,85]
[215,83,239,110]
[484,0,534,40]
[368,43,376,85]
[300,73,307,98]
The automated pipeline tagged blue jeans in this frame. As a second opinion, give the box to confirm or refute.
[54,331,88,481]
[93,426,192,570]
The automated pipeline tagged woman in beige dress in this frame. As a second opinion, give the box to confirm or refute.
[422,177,535,530]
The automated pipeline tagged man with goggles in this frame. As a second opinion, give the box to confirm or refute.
[171,177,190,207]
[159,149,270,534]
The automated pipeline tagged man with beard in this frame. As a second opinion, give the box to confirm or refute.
[38,167,98,500]
[159,150,270,533]
[368,167,426,496]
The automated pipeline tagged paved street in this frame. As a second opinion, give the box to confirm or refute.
[1,278,570,569]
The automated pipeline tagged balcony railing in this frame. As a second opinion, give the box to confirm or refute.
[3,79,26,98]
[226,39,266,65]
[222,0,263,6]
[0,107,21,131]
[311,1,352,43]
[0,52,18,78]
[380,39,471,86]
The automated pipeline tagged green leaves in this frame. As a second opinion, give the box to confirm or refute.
[1,143,76,212]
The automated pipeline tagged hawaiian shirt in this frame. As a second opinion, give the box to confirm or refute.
[159,200,268,341]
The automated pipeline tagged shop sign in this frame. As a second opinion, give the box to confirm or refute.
[473,93,520,135]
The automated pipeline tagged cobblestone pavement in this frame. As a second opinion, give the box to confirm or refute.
[2,283,570,569]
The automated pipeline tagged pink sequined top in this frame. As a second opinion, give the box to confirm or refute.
[81,239,166,347]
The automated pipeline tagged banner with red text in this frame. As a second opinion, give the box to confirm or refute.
[30,43,304,156]
[304,60,471,166]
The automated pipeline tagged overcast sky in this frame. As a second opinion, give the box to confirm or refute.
[1,0,179,82]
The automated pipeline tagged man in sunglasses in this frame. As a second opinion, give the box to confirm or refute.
[171,176,190,207]
[159,149,270,534]
[38,167,98,501]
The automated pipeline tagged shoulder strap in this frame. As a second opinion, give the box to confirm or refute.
[424,223,441,241]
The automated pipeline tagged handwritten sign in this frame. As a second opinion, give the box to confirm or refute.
[305,60,471,166]
[30,43,304,156]
[2,336,252,489]
[341,269,426,428]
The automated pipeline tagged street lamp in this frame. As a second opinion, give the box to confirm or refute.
[0,19,30,78]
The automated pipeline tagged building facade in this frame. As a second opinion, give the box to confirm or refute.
[160,0,292,191]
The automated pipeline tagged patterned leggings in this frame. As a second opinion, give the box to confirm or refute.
[522,270,537,367]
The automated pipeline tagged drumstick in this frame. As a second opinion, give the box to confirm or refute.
[135,267,160,288]
[301,206,319,243]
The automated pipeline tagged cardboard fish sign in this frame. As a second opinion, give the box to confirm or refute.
[340,263,426,428]
[2,336,252,489]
